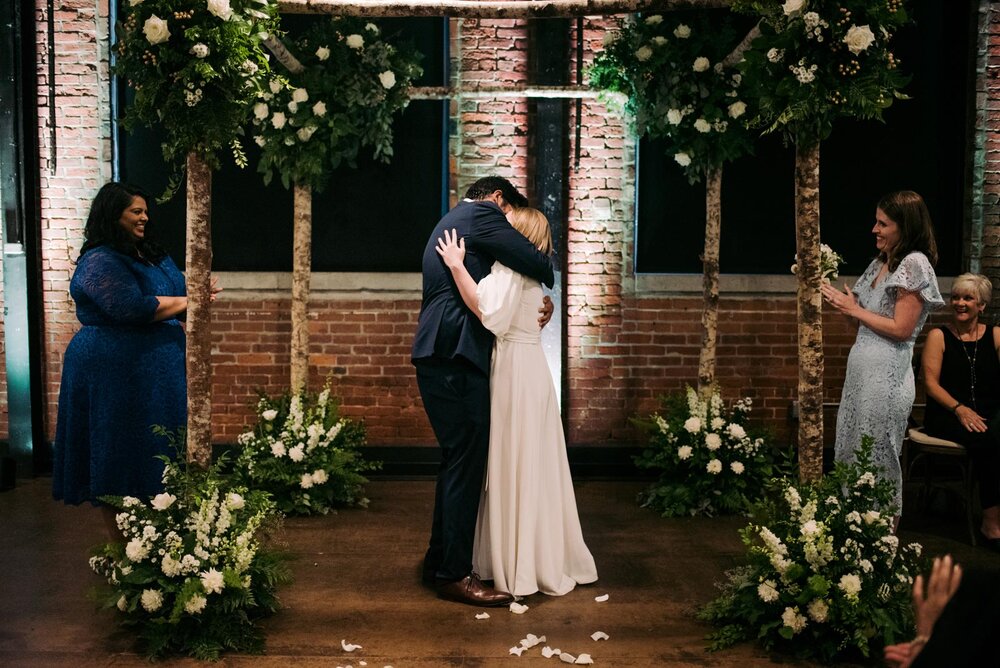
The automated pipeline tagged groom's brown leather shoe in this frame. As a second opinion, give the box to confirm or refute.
[436,573,514,607]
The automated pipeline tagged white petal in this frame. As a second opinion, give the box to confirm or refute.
[591,631,610,641]
[475,612,490,620]
[575,655,594,665]
[341,639,363,652]
[559,653,577,664]
[594,594,610,602]
[541,646,557,658]
[521,633,542,648]
[509,646,525,656]
[360,663,367,667]
[509,601,530,614]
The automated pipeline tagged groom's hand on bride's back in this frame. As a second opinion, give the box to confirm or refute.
[538,296,553,329]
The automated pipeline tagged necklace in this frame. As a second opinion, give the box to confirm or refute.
[956,327,980,409]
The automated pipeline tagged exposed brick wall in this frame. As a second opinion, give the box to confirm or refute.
[981,4,1000,311]
[9,8,997,457]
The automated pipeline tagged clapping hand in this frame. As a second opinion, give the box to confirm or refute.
[884,555,963,668]
[209,276,223,303]
[821,282,858,316]
[435,228,466,269]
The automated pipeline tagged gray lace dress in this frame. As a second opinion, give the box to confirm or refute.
[834,251,943,510]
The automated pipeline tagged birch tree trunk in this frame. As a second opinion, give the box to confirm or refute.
[290,183,312,393]
[794,142,824,482]
[698,167,722,392]
[185,153,213,468]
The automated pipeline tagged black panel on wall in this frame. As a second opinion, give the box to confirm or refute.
[117,16,446,272]
[636,0,971,277]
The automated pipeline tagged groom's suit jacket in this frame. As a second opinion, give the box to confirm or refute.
[412,200,554,376]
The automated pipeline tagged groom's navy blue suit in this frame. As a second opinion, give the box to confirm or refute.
[413,199,554,582]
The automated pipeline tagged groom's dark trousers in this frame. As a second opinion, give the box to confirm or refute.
[412,199,553,582]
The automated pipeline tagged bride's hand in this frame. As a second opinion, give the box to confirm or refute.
[435,228,466,269]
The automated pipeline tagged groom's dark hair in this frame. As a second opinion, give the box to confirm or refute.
[464,176,528,208]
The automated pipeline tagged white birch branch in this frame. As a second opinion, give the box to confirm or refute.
[277,0,731,18]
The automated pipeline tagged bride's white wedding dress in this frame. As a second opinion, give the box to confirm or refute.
[472,262,598,596]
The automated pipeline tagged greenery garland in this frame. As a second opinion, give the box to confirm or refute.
[253,18,424,190]
[733,0,910,144]
[589,12,754,181]
[114,0,279,196]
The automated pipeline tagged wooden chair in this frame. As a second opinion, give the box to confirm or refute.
[904,425,977,545]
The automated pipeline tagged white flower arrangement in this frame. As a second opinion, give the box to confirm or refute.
[700,437,924,662]
[634,386,776,517]
[89,447,290,660]
[791,242,844,284]
[235,384,378,515]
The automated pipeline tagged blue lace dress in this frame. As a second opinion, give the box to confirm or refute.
[834,251,943,510]
[52,246,187,505]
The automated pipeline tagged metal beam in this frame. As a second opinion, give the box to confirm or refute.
[408,84,603,99]
[277,0,729,18]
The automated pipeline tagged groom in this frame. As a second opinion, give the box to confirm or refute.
[412,176,554,606]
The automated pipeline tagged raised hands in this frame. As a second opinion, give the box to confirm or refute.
[821,281,859,316]
[884,555,963,668]
[435,228,466,270]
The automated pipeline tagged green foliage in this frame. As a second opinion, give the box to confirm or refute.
[633,386,779,517]
[589,12,754,182]
[235,384,380,515]
[699,436,925,663]
[114,0,279,197]
[733,0,910,146]
[90,444,291,660]
[253,18,423,191]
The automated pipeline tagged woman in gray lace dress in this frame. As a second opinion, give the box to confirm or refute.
[821,191,943,519]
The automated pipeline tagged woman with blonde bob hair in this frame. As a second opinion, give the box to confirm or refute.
[922,273,1000,550]
[435,207,598,597]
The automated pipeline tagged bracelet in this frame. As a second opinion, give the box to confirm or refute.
[950,402,962,413]
[911,634,930,647]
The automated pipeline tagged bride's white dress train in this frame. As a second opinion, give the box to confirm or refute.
[472,262,598,597]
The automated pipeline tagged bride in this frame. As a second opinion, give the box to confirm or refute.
[436,208,598,597]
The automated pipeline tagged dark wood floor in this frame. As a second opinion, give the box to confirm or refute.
[1,476,997,667]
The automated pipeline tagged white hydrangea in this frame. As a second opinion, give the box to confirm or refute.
[781,606,807,633]
[807,599,829,623]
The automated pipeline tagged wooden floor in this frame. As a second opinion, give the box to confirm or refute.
[1,476,998,667]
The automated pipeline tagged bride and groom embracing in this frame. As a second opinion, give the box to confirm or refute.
[412,176,599,606]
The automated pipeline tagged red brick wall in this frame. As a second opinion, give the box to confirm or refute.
[6,9,997,454]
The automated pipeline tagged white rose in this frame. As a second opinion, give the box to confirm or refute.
[728,101,747,119]
[207,0,233,20]
[673,24,691,39]
[692,57,710,72]
[730,461,745,474]
[253,103,269,120]
[674,152,691,167]
[365,22,379,34]
[300,473,315,489]
[140,589,163,612]
[142,15,171,45]
[677,445,693,460]
[292,87,309,103]
[189,43,209,58]
[287,101,298,113]
[683,416,701,433]
[312,101,327,117]
[782,0,805,15]
[693,118,711,133]
[262,409,278,421]
[706,459,722,474]
[268,79,282,94]
[315,46,331,61]
[635,46,653,62]
[227,492,245,509]
[705,433,722,450]
[666,108,683,125]
[645,14,662,25]
[346,34,364,49]
[271,112,287,129]
[151,493,176,511]
[652,36,667,46]
[296,126,316,142]
[378,70,397,89]
[843,24,876,55]
[254,136,266,147]
[288,444,305,462]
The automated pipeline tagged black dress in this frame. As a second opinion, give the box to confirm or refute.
[923,324,1000,509]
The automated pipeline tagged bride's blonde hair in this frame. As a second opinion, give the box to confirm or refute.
[508,207,553,255]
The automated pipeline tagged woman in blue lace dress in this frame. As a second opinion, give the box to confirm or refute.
[53,183,213,529]
[822,191,943,520]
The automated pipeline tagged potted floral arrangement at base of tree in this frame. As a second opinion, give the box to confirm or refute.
[634,386,778,517]
[90,439,291,660]
[235,384,379,515]
[699,437,924,663]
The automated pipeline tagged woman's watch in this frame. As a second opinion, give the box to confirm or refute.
[950,401,962,413]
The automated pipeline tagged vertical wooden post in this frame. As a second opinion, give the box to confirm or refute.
[290,182,313,393]
[185,152,213,468]
[698,167,722,392]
